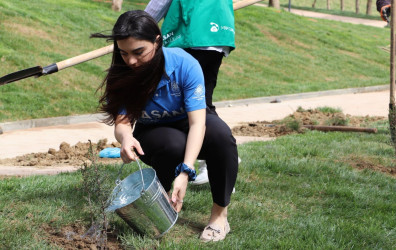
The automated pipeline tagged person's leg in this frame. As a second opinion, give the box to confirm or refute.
[198,113,238,241]
[133,122,188,192]
[201,113,238,207]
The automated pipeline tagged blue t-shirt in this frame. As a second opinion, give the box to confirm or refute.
[120,47,206,124]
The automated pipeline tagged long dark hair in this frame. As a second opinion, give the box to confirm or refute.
[91,10,165,125]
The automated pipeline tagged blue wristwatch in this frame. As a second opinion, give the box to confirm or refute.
[175,163,197,181]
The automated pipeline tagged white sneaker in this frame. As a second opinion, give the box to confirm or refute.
[190,160,209,185]
[190,158,241,186]
[233,157,241,193]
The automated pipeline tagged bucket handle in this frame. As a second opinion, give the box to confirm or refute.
[115,160,146,193]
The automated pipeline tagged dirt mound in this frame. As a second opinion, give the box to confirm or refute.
[0,139,121,167]
[232,108,386,137]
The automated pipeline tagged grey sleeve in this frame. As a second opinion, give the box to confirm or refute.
[144,0,173,23]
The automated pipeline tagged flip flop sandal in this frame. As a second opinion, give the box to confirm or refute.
[199,221,230,242]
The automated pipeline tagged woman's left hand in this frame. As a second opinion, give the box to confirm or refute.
[171,173,188,212]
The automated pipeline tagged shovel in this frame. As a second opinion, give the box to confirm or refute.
[0,45,114,86]
[0,0,262,86]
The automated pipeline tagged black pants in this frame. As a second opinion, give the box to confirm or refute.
[133,111,238,207]
[184,48,224,114]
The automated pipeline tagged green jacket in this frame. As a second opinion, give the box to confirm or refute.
[161,0,235,50]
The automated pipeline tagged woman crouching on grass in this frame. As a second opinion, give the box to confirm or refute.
[91,10,238,242]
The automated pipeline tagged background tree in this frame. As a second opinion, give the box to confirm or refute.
[340,0,344,11]
[366,0,373,15]
[356,0,360,13]
[312,0,317,8]
[269,0,280,8]
[327,0,331,10]
[112,0,123,11]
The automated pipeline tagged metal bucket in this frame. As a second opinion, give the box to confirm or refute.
[106,167,178,238]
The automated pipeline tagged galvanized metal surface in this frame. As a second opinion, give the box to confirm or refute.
[107,168,178,238]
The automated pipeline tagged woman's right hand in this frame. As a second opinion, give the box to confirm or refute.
[171,173,189,212]
[115,115,144,163]
[120,136,144,163]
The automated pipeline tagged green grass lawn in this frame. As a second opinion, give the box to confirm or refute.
[0,119,395,249]
[219,6,389,100]
[0,0,391,122]
[1,2,394,248]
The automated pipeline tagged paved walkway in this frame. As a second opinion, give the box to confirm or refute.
[288,8,387,28]
[0,86,390,176]
[254,3,387,28]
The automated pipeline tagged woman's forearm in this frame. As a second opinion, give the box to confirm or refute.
[184,124,205,168]
[184,109,206,168]
[115,121,133,143]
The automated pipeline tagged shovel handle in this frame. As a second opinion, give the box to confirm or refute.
[57,44,114,70]
[43,44,114,75]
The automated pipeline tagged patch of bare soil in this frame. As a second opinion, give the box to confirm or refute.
[232,108,386,137]
[0,139,121,167]
[344,156,396,178]
[43,222,122,250]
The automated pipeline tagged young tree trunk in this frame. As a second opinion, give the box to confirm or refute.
[327,0,331,10]
[356,0,360,14]
[112,0,123,12]
[366,0,372,15]
[340,0,344,11]
[312,0,317,8]
[269,0,280,8]
[390,0,396,153]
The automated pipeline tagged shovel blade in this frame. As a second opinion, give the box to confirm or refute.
[0,66,43,86]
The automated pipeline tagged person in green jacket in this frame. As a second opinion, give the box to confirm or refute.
[145,0,238,187]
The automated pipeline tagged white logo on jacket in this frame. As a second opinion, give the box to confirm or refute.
[210,22,219,32]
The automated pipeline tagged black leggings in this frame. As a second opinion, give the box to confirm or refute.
[184,48,224,114]
[133,111,238,207]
